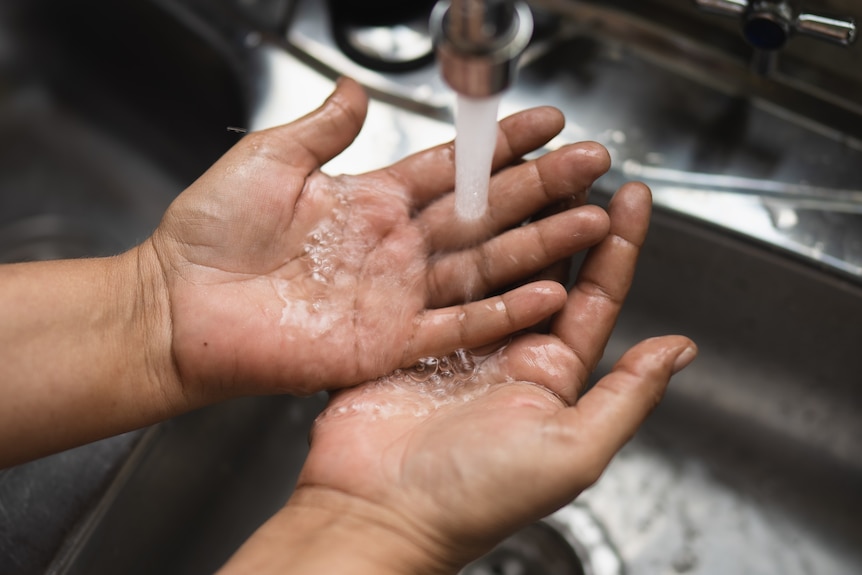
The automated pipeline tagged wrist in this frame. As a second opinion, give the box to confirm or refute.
[115,239,185,416]
[219,486,458,575]
[0,247,183,466]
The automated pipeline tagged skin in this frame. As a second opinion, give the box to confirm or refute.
[1,78,617,466]
[0,77,697,572]
[219,184,697,575]
[150,77,611,401]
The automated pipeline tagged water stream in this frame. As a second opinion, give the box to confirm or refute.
[454,93,502,221]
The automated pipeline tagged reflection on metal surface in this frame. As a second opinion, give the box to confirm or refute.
[617,161,862,276]
[578,435,860,575]
[549,505,624,575]
[287,0,453,111]
[0,214,121,263]
[327,0,437,73]
[250,44,454,175]
[796,13,858,46]
[694,0,747,18]
[693,0,857,76]
[694,0,858,49]
[0,0,246,571]
[622,161,862,213]
[431,0,534,97]
[460,521,588,575]
[459,505,622,575]
[284,0,862,283]
[344,23,433,63]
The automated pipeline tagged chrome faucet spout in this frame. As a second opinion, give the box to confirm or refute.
[430,0,533,97]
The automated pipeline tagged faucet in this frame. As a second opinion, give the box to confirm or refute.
[693,0,857,75]
[430,0,533,97]
[428,0,533,220]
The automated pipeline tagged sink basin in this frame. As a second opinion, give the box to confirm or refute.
[582,203,862,573]
[0,0,247,262]
[0,0,247,573]
[54,187,862,575]
[3,0,861,574]
[56,395,326,575]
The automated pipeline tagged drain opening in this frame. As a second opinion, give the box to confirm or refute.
[460,505,622,575]
[461,521,585,575]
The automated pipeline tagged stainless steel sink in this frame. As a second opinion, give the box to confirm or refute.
[0,0,248,573]
[0,0,248,264]
[55,395,326,575]
[584,206,862,574]
[3,0,861,574]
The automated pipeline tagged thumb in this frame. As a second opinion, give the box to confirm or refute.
[552,335,697,483]
[250,76,369,174]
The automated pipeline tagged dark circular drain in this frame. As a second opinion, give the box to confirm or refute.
[461,521,586,575]
[460,505,622,575]
[0,214,122,263]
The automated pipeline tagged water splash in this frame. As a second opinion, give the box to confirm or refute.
[272,193,349,327]
[318,348,497,420]
[300,191,349,287]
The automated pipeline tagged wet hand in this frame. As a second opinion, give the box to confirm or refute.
[288,185,698,571]
[142,78,614,403]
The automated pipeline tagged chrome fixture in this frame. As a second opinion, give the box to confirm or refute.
[430,0,534,97]
[694,0,857,74]
[325,0,437,72]
[459,505,623,575]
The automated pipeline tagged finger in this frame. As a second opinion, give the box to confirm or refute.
[550,182,652,384]
[520,197,587,332]
[529,258,572,289]
[420,142,612,252]
[550,336,697,484]
[380,106,565,209]
[481,333,583,404]
[404,281,567,363]
[237,77,369,175]
[426,205,609,306]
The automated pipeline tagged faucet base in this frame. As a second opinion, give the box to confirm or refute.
[430,0,534,97]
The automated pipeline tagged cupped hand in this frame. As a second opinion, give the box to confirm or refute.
[145,77,614,402]
[292,184,698,571]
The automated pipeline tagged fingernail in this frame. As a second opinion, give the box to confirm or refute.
[671,345,698,375]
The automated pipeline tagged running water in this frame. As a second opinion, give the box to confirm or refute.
[314,344,567,422]
[316,348,498,420]
[454,93,502,221]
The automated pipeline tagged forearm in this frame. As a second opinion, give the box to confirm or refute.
[219,487,456,575]
[0,241,179,467]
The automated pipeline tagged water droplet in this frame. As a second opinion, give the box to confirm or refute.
[317,347,506,421]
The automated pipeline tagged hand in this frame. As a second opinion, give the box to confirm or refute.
[143,78,614,404]
[275,184,698,573]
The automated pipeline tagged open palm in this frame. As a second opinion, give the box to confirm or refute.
[293,185,697,568]
[149,78,614,401]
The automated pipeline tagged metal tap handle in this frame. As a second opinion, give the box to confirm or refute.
[693,0,857,50]
[795,13,857,47]
[694,0,748,18]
